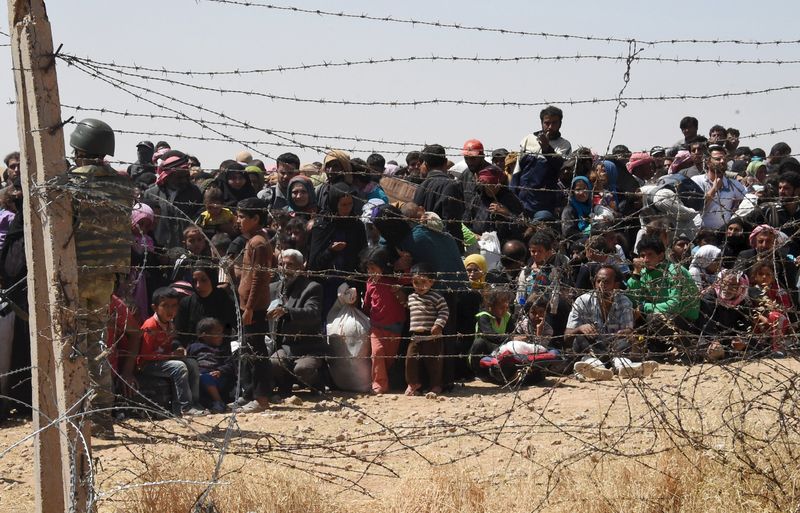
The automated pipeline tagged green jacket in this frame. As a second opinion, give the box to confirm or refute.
[625,261,700,320]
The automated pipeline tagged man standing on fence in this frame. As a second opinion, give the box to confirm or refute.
[64,118,134,439]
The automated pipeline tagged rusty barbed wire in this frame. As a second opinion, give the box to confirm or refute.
[199,0,800,47]
[62,54,800,109]
[57,52,800,79]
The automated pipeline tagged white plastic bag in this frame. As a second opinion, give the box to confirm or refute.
[478,231,502,271]
[326,284,372,393]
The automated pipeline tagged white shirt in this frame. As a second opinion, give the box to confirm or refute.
[691,174,747,230]
[512,133,572,175]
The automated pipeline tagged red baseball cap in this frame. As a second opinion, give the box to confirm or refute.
[462,139,485,157]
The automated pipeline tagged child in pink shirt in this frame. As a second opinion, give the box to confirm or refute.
[362,247,407,394]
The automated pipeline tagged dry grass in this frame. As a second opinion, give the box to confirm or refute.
[379,466,489,513]
[550,448,800,513]
[110,448,800,513]
[113,454,341,513]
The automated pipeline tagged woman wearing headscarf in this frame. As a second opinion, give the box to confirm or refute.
[688,244,722,292]
[286,175,318,222]
[697,269,758,361]
[561,176,593,244]
[589,160,620,213]
[308,182,368,317]
[669,150,695,175]
[456,253,489,378]
[735,224,796,296]
[213,161,256,208]
[174,262,237,348]
[463,165,524,241]
[129,202,159,322]
[745,160,767,186]
[316,150,361,214]
[372,204,473,380]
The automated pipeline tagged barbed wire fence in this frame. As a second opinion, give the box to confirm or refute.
[3,4,800,513]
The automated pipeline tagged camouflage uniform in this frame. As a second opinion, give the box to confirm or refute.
[66,163,133,430]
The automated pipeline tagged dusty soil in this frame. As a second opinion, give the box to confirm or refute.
[1,359,798,512]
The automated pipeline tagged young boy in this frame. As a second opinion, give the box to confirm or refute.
[235,197,273,413]
[137,287,205,416]
[405,263,449,396]
[187,317,236,413]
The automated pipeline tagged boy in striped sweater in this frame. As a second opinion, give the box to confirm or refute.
[405,263,449,396]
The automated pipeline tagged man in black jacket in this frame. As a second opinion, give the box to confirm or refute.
[143,150,204,250]
[268,249,326,395]
[413,144,465,251]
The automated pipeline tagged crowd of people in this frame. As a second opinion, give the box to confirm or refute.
[0,106,798,437]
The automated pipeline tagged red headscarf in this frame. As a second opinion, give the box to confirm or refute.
[155,151,190,186]
[477,165,502,185]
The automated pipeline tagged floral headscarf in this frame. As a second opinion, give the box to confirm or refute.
[749,224,789,251]
[714,269,749,308]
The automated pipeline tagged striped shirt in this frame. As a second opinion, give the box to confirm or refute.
[408,290,449,333]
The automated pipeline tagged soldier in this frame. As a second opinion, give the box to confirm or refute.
[65,119,133,439]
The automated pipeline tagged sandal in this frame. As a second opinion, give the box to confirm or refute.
[404,384,421,396]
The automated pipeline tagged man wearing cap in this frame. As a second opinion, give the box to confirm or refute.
[491,148,509,169]
[649,147,667,178]
[258,152,300,210]
[413,144,465,251]
[127,140,155,179]
[458,139,491,209]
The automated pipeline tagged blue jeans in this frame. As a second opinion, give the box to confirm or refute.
[532,210,556,222]
[139,358,200,414]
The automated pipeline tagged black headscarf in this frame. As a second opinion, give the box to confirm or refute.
[371,204,412,248]
[213,163,256,207]
[308,183,366,272]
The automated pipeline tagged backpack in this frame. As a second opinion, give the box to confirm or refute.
[649,173,705,212]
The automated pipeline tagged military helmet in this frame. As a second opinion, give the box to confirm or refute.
[69,118,115,157]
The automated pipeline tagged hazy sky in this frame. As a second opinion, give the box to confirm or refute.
[3,0,799,168]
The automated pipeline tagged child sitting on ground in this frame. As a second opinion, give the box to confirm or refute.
[137,287,205,416]
[749,260,792,354]
[187,317,236,413]
[406,263,449,396]
[513,293,554,346]
[469,287,514,376]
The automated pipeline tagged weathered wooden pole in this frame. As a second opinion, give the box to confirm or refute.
[8,0,92,511]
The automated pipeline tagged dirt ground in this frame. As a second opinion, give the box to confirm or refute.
[1,358,798,512]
